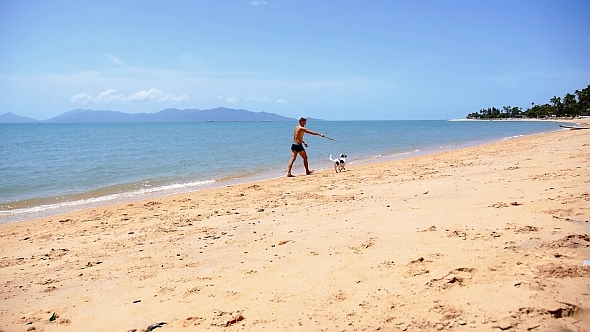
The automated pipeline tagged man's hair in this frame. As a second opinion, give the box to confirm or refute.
[299,117,307,122]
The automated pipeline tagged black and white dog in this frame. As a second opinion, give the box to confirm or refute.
[329,154,347,173]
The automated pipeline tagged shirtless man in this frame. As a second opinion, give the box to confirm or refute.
[287,117,325,177]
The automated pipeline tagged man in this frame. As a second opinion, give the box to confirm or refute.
[287,117,325,177]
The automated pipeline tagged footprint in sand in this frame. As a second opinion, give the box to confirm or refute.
[426,268,476,290]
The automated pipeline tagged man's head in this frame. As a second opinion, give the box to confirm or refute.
[299,117,307,126]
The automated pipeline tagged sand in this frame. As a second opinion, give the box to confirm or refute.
[1,120,589,332]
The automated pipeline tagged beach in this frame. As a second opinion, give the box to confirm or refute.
[1,120,589,332]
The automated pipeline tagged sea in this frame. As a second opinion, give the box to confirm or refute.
[0,120,563,224]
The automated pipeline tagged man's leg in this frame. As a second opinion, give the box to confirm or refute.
[287,150,298,177]
[301,151,313,175]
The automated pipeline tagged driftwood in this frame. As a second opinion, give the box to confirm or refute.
[559,124,589,130]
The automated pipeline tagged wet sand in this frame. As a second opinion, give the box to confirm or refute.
[1,119,589,332]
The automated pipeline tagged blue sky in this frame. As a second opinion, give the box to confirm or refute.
[1,0,589,120]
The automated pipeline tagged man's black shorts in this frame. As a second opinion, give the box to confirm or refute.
[291,143,305,152]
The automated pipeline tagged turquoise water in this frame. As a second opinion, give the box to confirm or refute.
[0,120,561,223]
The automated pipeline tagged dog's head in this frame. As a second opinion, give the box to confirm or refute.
[339,154,347,159]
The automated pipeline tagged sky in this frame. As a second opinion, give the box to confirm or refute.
[1,0,589,121]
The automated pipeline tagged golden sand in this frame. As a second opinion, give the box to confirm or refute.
[1,119,589,332]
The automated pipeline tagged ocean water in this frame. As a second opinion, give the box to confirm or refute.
[0,120,561,224]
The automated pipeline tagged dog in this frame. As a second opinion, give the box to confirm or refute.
[329,154,347,173]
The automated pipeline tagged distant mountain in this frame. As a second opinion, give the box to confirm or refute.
[44,107,299,122]
[0,108,316,123]
[45,109,144,123]
[0,112,39,123]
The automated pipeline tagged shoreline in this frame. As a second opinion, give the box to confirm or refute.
[1,119,589,331]
[0,120,570,225]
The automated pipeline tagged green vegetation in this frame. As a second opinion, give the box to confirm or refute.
[467,84,590,119]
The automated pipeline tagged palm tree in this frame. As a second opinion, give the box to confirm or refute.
[549,96,562,117]
[563,93,577,117]
[575,85,590,115]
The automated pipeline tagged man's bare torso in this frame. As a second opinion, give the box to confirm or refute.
[293,125,306,144]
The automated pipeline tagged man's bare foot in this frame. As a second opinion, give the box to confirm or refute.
[306,170,314,175]
[287,174,295,177]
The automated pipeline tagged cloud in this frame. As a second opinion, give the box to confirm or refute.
[249,1,269,6]
[226,96,239,103]
[125,88,163,101]
[70,92,93,102]
[276,98,285,104]
[246,96,271,102]
[96,88,125,102]
[70,88,189,104]
[165,94,190,102]
[104,53,125,66]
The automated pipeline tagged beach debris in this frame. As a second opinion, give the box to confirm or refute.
[225,314,244,327]
[209,311,245,327]
[49,312,57,321]
[278,240,290,245]
[419,226,437,232]
[182,316,203,327]
[145,322,166,331]
[510,201,522,206]
[513,225,538,233]
[352,239,375,252]
[86,261,103,267]
[133,299,141,303]
[489,202,508,208]
[447,230,467,238]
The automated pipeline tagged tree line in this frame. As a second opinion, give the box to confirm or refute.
[467,84,590,119]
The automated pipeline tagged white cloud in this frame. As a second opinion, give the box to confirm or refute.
[246,96,271,102]
[96,88,124,102]
[104,53,124,66]
[249,1,269,6]
[125,88,163,101]
[226,96,239,103]
[70,92,93,102]
[70,88,189,104]
[276,98,285,104]
[164,94,190,102]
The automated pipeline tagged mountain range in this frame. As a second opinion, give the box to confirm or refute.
[0,107,318,123]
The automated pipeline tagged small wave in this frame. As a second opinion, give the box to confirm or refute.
[501,134,525,141]
[438,143,458,149]
[0,179,215,223]
[137,180,215,193]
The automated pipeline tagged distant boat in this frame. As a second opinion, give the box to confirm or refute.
[559,124,588,130]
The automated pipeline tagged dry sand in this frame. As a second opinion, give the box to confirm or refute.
[1,120,589,332]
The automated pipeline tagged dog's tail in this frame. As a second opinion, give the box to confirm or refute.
[329,154,335,162]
